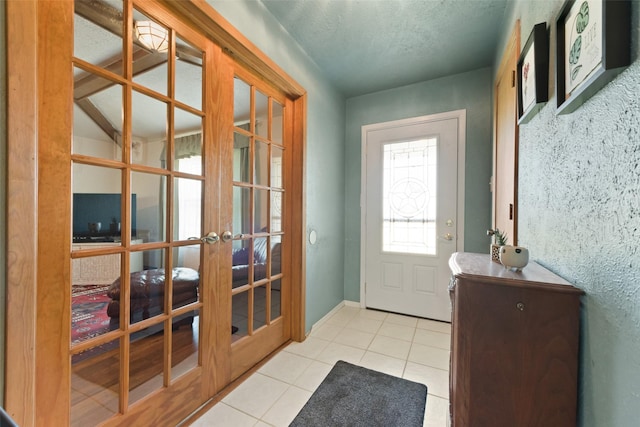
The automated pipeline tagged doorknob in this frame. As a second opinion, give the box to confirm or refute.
[440,233,454,241]
[189,232,220,244]
[221,231,233,242]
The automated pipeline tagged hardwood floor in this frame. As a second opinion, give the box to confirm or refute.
[69,285,285,425]
[71,318,200,426]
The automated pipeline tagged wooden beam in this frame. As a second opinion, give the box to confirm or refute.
[74,48,167,99]
[74,0,124,37]
[75,98,119,141]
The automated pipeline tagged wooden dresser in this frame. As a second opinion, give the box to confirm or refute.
[448,252,584,427]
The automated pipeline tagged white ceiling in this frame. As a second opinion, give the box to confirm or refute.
[261,0,510,97]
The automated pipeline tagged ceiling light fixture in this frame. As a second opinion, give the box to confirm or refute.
[134,20,169,53]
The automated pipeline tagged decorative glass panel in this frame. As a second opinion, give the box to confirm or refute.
[174,108,203,174]
[73,69,123,161]
[272,100,283,143]
[171,308,199,379]
[132,10,168,95]
[270,279,282,321]
[271,146,283,188]
[270,235,282,277]
[74,0,123,75]
[131,90,167,168]
[174,36,203,110]
[71,252,121,289]
[71,164,122,244]
[254,189,269,233]
[71,256,119,345]
[173,177,202,241]
[255,90,268,138]
[253,237,268,282]
[233,133,250,183]
[71,338,120,424]
[233,77,250,125]
[253,285,267,331]
[127,249,165,326]
[254,140,269,186]
[382,139,437,255]
[271,191,283,233]
[232,239,250,289]
[129,323,165,405]
[233,186,251,236]
[172,245,201,282]
[232,291,249,342]
[131,171,166,243]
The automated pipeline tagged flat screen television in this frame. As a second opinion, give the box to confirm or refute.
[73,193,137,237]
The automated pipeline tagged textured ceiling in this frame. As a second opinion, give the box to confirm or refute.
[261,0,509,97]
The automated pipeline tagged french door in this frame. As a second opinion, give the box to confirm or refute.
[12,1,297,425]
[68,2,222,424]
[228,68,292,379]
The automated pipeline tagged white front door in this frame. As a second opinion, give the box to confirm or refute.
[361,111,465,322]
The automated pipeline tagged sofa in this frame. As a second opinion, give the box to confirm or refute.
[232,239,281,288]
[106,267,199,330]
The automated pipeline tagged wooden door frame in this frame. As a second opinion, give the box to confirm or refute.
[5,1,306,424]
[492,20,520,244]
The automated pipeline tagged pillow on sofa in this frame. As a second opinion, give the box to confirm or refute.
[232,247,250,266]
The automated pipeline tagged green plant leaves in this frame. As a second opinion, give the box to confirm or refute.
[569,35,582,65]
[571,64,583,81]
[576,1,589,34]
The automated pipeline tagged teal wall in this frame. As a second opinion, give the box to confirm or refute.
[343,69,494,301]
[208,0,347,330]
[496,1,640,425]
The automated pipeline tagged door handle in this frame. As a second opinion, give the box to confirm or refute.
[188,232,220,244]
[440,233,454,241]
[221,231,233,242]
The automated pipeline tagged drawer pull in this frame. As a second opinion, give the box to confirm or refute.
[516,302,525,311]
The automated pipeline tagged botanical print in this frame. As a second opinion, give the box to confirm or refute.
[522,41,536,112]
[565,0,603,96]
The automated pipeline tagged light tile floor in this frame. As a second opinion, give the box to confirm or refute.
[191,305,451,427]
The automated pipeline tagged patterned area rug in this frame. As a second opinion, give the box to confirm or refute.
[72,285,111,345]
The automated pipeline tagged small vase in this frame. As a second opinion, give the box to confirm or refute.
[490,244,501,262]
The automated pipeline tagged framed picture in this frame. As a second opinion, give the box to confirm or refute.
[556,0,631,115]
[517,23,549,124]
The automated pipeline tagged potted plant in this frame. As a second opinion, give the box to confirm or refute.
[487,228,508,262]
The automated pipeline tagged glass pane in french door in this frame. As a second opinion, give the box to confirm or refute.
[70,2,207,423]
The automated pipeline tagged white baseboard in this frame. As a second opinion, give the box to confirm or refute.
[343,300,361,308]
[310,301,344,332]
[309,300,363,334]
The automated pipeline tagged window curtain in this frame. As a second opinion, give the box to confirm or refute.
[158,133,203,247]
[175,133,202,160]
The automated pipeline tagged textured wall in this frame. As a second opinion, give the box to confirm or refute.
[498,1,640,425]
[343,68,494,301]
[209,0,346,330]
